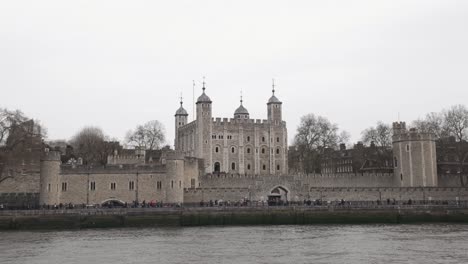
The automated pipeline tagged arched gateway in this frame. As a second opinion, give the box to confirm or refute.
[101,198,126,207]
[267,186,290,205]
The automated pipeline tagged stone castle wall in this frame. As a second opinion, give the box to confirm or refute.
[35,151,203,206]
[199,173,396,189]
[184,172,467,203]
[0,170,40,193]
[184,186,468,203]
[58,171,168,205]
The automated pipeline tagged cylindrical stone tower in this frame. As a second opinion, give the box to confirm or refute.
[392,122,438,187]
[39,150,61,205]
[165,151,185,204]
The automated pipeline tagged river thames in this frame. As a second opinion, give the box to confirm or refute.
[1,224,467,264]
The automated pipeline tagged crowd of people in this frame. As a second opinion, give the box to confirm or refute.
[0,198,465,211]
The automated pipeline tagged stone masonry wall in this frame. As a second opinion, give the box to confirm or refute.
[184,187,468,203]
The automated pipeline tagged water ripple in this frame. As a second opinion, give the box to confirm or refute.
[1,225,468,264]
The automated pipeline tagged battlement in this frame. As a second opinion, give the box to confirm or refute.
[392,121,407,134]
[201,172,394,180]
[59,164,167,175]
[392,129,436,142]
[391,121,436,142]
[107,155,146,165]
[211,117,285,127]
[40,150,61,162]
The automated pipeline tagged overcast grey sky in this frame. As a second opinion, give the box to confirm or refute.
[1,0,467,146]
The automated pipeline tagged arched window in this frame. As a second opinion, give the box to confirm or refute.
[262,165,266,170]
[276,148,280,154]
[277,137,280,142]
[214,162,221,173]
[247,136,250,142]
[262,148,265,154]
[231,147,235,153]
[277,165,280,171]
[247,164,251,170]
[215,147,219,153]
[394,157,398,168]
[262,137,265,142]
[231,162,236,170]
[247,148,251,154]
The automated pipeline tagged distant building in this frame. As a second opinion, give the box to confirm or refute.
[436,136,468,175]
[321,142,393,174]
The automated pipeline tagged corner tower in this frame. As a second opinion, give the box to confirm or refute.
[174,97,188,150]
[392,122,438,187]
[267,80,282,123]
[266,80,287,175]
[196,80,213,174]
[39,150,61,205]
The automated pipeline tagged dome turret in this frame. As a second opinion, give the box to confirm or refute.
[267,79,283,122]
[196,80,212,104]
[268,94,282,104]
[234,92,249,119]
[267,81,282,105]
[234,105,249,116]
[175,101,188,116]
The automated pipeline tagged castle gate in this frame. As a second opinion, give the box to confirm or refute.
[101,198,126,207]
[267,186,289,205]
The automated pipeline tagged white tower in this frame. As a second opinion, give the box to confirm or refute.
[174,97,188,150]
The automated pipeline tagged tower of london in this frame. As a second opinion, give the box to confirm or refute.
[1,82,467,208]
[175,82,288,176]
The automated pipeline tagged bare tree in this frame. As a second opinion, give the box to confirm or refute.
[360,121,393,171]
[293,114,347,173]
[339,131,351,146]
[443,105,468,186]
[361,121,392,148]
[126,120,166,150]
[412,112,447,139]
[0,108,46,150]
[70,126,112,165]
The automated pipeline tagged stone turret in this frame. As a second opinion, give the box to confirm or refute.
[234,95,249,119]
[267,81,285,175]
[196,81,213,174]
[267,84,282,123]
[175,98,188,150]
[39,150,61,205]
[392,122,438,187]
[164,151,185,204]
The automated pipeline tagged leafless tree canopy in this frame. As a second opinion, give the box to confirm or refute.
[69,126,111,165]
[361,121,392,148]
[444,105,468,142]
[0,107,46,150]
[126,120,166,150]
[412,112,447,139]
[412,105,468,186]
[292,113,349,173]
[294,114,346,152]
[360,121,393,170]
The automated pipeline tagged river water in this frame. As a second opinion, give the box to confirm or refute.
[1,225,467,264]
